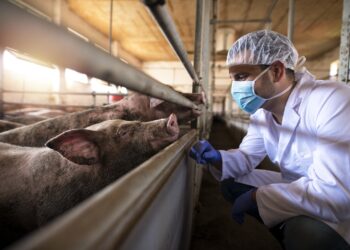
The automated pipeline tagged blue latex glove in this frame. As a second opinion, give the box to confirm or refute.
[231,188,261,224]
[189,140,222,165]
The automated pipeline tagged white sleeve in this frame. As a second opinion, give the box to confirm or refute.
[257,86,350,227]
[220,113,267,181]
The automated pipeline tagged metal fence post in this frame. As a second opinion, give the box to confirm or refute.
[339,0,350,83]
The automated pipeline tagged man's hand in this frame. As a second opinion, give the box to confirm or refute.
[231,188,261,224]
[189,140,222,165]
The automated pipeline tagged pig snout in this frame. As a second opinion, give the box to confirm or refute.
[148,113,179,151]
[167,113,179,137]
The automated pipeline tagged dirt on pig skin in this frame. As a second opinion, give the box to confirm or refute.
[0,114,179,248]
[0,92,204,147]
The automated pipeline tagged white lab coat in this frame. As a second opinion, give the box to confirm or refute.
[218,70,350,244]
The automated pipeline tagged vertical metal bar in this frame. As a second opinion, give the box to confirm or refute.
[200,0,212,139]
[57,66,66,105]
[339,0,350,83]
[193,0,204,81]
[211,0,217,113]
[226,92,232,118]
[53,0,61,25]
[92,91,96,107]
[191,0,204,130]
[202,3,211,86]
[287,0,295,41]
[109,0,114,54]
[0,47,4,118]
[264,0,278,30]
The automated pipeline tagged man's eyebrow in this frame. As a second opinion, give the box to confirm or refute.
[230,71,249,76]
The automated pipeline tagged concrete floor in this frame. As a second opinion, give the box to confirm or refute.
[190,117,282,250]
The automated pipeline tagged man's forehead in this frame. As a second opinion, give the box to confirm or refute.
[228,64,260,74]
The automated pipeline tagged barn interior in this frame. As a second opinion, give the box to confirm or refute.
[0,0,349,249]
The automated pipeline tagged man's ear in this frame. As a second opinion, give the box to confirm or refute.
[271,61,285,82]
[45,129,101,165]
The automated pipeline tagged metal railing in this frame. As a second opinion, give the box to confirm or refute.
[0,1,208,249]
[142,0,208,99]
[0,1,198,110]
[2,89,126,108]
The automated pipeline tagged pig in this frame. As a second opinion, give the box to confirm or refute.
[26,109,67,119]
[0,92,204,147]
[0,120,24,132]
[5,107,42,116]
[4,114,49,125]
[0,114,179,247]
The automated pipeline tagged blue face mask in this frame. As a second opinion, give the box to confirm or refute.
[231,66,292,114]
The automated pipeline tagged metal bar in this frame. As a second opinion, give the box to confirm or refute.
[191,0,204,129]
[53,0,61,25]
[267,0,278,19]
[11,130,197,250]
[0,1,197,110]
[201,0,212,92]
[3,101,91,109]
[142,0,207,97]
[287,0,295,41]
[211,0,218,109]
[264,0,278,30]
[193,0,204,80]
[3,89,127,96]
[0,47,4,118]
[339,0,350,83]
[211,18,271,25]
[109,0,114,54]
[200,0,212,138]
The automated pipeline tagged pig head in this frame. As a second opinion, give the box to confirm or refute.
[0,114,179,247]
[42,113,179,221]
[46,113,179,178]
[118,91,205,124]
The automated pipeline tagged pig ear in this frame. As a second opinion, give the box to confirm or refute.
[150,97,164,108]
[45,129,101,165]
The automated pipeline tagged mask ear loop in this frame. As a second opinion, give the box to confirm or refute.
[252,66,271,96]
[294,56,306,73]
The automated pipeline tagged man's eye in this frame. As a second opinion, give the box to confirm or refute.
[234,73,248,81]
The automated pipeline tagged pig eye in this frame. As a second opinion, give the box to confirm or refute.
[120,130,128,137]
[117,129,129,137]
[116,125,135,137]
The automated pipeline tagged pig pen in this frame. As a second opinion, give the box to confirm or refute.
[0,1,210,249]
[10,130,200,250]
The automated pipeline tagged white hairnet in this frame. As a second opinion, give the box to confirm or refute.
[226,30,300,70]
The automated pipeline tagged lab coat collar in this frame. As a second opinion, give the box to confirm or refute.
[276,70,316,161]
[287,70,316,110]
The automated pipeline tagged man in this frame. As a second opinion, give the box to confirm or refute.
[190,30,350,250]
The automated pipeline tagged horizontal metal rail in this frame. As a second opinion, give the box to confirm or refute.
[142,0,208,98]
[210,18,271,24]
[3,89,127,97]
[11,130,197,250]
[3,101,91,109]
[3,90,126,108]
[0,1,198,110]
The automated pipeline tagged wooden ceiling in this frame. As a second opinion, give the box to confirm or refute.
[66,0,342,62]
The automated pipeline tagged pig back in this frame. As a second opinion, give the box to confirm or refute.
[0,142,106,246]
[0,120,24,132]
[0,104,125,147]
